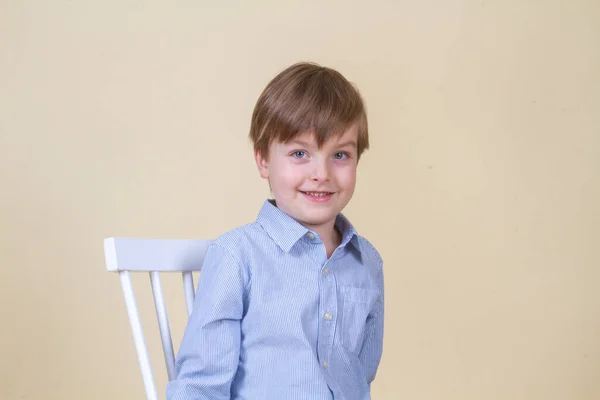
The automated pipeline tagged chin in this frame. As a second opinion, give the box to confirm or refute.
[299,212,338,226]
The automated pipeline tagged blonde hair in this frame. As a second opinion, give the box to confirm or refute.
[249,62,369,159]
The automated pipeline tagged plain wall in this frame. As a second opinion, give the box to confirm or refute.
[1,1,598,399]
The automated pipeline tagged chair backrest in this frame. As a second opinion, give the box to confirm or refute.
[104,237,212,400]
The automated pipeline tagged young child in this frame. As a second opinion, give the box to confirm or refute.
[166,62,384,400]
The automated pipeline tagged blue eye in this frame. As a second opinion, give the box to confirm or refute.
[333,152,348,160]
[292,151,307,158]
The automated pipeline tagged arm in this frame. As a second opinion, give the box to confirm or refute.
[166,243,249,400]
[359,258,384,384]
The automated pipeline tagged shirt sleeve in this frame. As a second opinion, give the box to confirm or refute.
[166,242,249,400]
[358,256,384,384]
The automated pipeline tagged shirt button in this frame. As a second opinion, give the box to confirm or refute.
[324,311,332,321]
[322,359,328,368]
[306,232,314,240]
[323,267,329,275]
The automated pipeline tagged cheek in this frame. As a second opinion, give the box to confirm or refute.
[336,165,357,187]
[270,164,305,190]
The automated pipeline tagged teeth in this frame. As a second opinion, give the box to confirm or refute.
[305,192,330,197]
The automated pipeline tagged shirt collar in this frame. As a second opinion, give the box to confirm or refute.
[256,199,362,253]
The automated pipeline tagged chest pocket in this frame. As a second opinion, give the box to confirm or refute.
[339,286,378,355]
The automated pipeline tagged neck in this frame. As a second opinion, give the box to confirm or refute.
[307,220,342,259]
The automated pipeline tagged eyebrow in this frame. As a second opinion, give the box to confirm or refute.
[289,139,313,147]
[336,140,357,148]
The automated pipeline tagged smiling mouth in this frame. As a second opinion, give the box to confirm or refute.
[300,191,334,197]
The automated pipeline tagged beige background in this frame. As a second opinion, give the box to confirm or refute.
[1,1,599,399]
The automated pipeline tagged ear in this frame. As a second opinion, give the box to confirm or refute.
[254,149,270,179]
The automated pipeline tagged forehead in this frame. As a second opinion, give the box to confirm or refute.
[283,124,359,147]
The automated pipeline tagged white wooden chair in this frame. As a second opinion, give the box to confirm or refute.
[103,237,212,400]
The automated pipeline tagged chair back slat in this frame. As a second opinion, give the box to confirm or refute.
[149,271,176,381]
[119,271,158,400]
[182,271,196,316]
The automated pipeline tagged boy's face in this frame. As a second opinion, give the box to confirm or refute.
[255,124,359,234]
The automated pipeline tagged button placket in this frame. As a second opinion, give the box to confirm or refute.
[318,258,336,374]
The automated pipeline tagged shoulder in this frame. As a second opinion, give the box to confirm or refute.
[212,223,252,248]
[356,235,383,269]
[200,223,263,285]
[209,221,266,260]
[356,235,384,294]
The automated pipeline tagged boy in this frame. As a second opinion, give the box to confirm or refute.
[166,62,384,400]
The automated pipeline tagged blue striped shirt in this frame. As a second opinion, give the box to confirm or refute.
[166,200,384,400]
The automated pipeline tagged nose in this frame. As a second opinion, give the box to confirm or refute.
[311,159,330,182]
